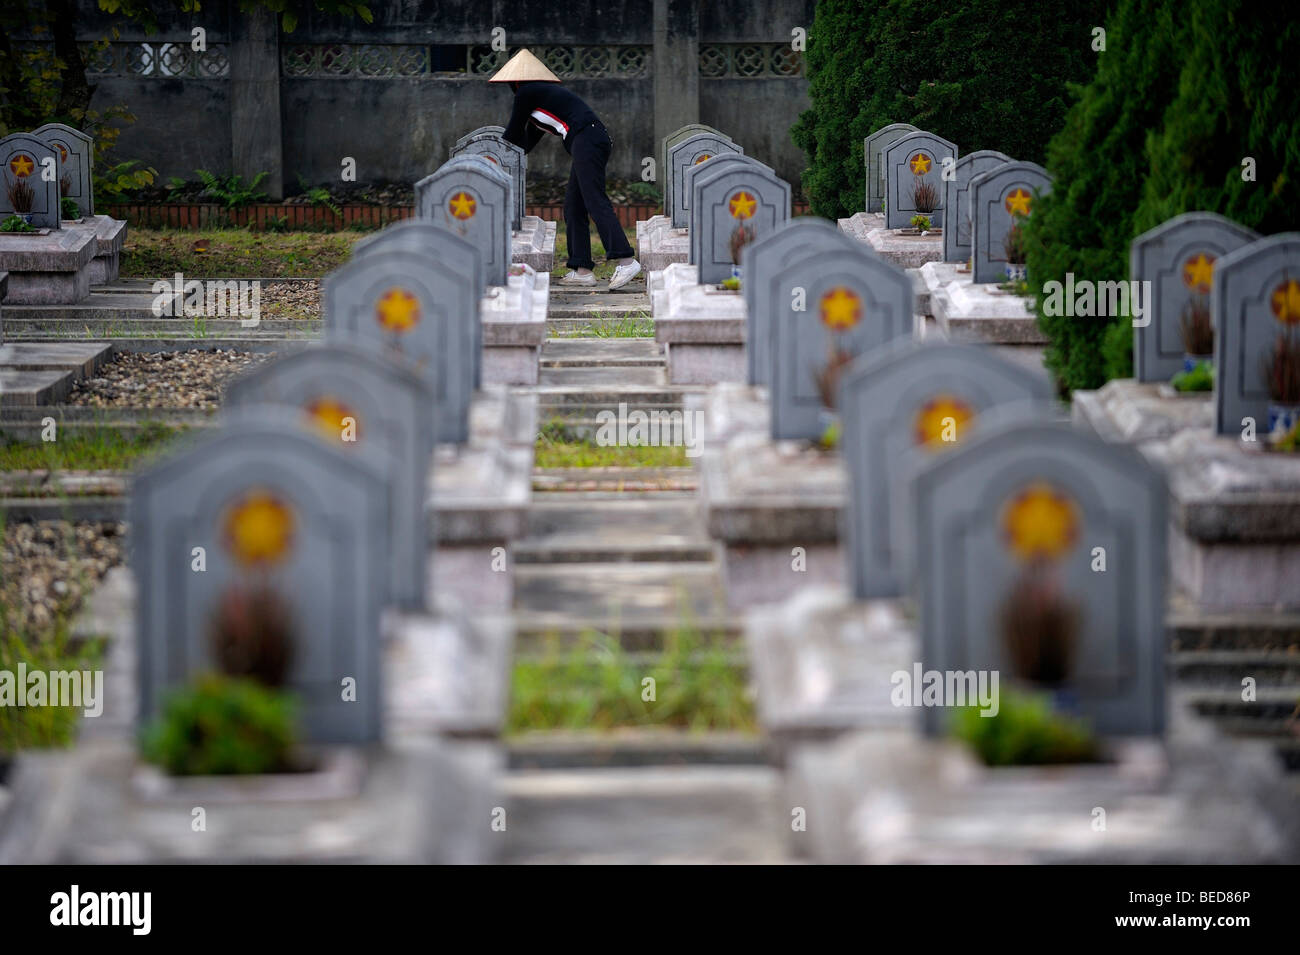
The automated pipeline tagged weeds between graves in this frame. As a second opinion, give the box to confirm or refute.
[534,418,687,468]
[564,311,655,338]
[0,422,181,471]
[508,620,754,733]
[121,227,362,278]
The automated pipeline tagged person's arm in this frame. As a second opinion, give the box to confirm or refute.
[503,88,545,153]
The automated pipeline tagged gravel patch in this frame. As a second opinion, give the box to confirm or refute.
[1,521,125,639]
[260,279,320,319]
[66,349,273,410]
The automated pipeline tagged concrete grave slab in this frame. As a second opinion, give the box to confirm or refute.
[0,223,96,304]
[838,211,942,269]
[481,263,549,385]
[637,215,690,271]
[930,272,1046,344]
[649,262,745,384]
[511,214,556,272]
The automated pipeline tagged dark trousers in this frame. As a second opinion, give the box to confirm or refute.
[564,122,635,270]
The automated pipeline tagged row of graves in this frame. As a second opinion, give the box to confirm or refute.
[0,126,555,407]
[0,129,567,863]
[628,123,1298,859]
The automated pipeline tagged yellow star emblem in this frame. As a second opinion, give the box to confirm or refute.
[913,395,975,450]
[694,154,712,164]
[56,144,68,162]
[1001,483,1079,563]
[1271,279,1300,325]
[909,152,932,176]
[9,153,34,178]
[222,491,294,567]
[1004,188,1032,217]
[305,397,359,445]
[375,288,420,333]
[448,190,476,220]
[728,190,757,220]
[819,286,862,331]
[1181,253,1216,293]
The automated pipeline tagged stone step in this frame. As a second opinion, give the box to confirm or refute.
[524,497,702,536]
[539,338,664,369]
[498,766,793,863]
[1180,688,1300,725]
[507,731,768,770]
[0,369,75,407]
[1169,602,1300,652]
[0,342,112,378]
[516,497,712,563]
[539,365,667,387]
[531,467,697,493]
[4,318,319,337]
[1170,650,1300,685]
[512,560,727,621]
[512,613,739,649]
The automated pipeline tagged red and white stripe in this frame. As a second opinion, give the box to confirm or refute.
[529,108,569,138]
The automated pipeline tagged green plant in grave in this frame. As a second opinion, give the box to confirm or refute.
[625,181,662,204]
[0,213,34,233]
[61,196,80,220]
[951,688,1099,766]
[1171,360,1214,393]
[195,169,270,210]
[910,214,932,231]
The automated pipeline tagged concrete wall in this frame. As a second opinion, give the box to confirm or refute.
[60,0,811,195]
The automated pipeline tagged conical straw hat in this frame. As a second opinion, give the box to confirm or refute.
[489,48,560,83]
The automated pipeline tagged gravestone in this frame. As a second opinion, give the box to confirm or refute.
[682,153,772,238]
[690,159,790,287]
[742,217,862,387]
[864,123,918,213]
[1131,212,1260,383]
[0,133,60,229]
[941,150,1011,264]
[322,227,480,443]
[969,160,1052,284]
[130,413,389,744]
[454,125,504,149]
[1213,233,1300,436]
[32,123,93,218]
[669,132,743,228]
[415,154,511,287]
[840,339,1054,598]
[225,343,435,611]
[912,417,1167,736]
[768,241,912,440]
[452,134,526,231]
[882,130,955,230]
[351,219,485,386]
[661,123,728,217]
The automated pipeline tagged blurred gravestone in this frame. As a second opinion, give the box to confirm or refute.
[840,339,1053,598]
[864,122,917,214]
[661,123,727,216]
[131,413,389,743]
[669,132,743,228]
[1131,212,1260,383]
[882,130,956,230]
[33,123,93,218]
[452,134,526,231]
[969,161,1052,284]
[415,154,511,286]
[942,150,1010,264]
[912,417,1167,736]
[454,125,504,149]
[225,342,435,611]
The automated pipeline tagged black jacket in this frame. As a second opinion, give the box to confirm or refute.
[502,81,600,154]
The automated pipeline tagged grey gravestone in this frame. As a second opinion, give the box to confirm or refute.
[669,133,743,228]
[970,160,1052,284]
[0,133,60,229]
[415,155,511,287]
[352,219,485,387]
[840,339,1053,598]
[882,130,955,229]
[323,228,480,444]
[741,217,861,387]
[912,417,1167,736]
[942,150,1010,264]
[452,134,526,231]
[1131,212,1260,383]
[454,125,504,149]
[690,159,791,287]
[1213,233,1300,436]
[32,123,93,218]
[682,153,772,235]
[225,343,435,611]
[864,123,918,213]
[661,123,728,216]
[130,412,389,744]
[769,242,912,440]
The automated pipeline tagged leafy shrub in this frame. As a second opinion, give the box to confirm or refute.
[141,675,297,776]
[0,214,34,233]
[60,196,80,220]
[792,0,1108,219]
[1172,360,1214,392]
[1028,0,1300,393]
[952,689,1099,766]
[195,169,269,209]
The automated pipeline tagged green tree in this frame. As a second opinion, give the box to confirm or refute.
[793,0,1109,219]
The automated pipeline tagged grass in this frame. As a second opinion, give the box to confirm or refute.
[508,624,755,734]
[560,310,655,338]
[549,225,638,281]
[122,227,364,278]
[535,418,688,469]
[0,423,182,471]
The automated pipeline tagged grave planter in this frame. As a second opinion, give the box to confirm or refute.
[1183,353,1212,374]
[131,746,367,803]
[1268,401,1300,440]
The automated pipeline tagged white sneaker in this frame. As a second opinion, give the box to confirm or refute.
[560,270,596,286]
[608,259,642,290]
